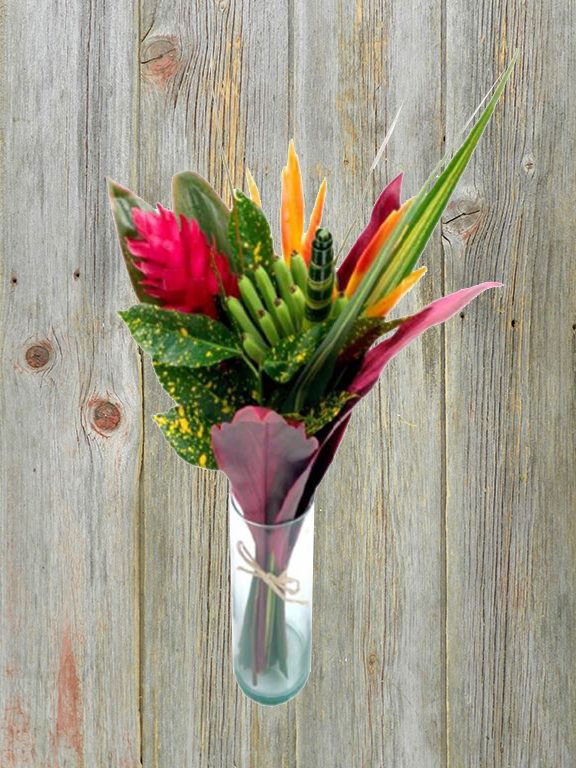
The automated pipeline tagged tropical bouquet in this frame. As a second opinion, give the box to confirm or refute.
[108,53,516,697]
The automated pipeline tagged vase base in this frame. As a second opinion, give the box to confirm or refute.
[233,623,311,706]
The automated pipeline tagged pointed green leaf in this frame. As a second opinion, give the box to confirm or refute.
[228,189,276,275]
[153,405,217,469]
[107,178,161,306]
[118,305,242,367]
[284,390,358,435]
[288,50,518,411]
[171,171,233,265]
[263,322,330,383]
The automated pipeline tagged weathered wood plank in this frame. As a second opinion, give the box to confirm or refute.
[136,2,293,765]
[0,1,141,766]
[293,2,446,766]
[443,4,576,765]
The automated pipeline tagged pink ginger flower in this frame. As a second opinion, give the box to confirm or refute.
[126,204,238,318]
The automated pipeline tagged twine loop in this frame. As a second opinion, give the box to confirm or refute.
[236,540,310,605]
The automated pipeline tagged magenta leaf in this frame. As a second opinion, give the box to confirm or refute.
[337,173,403,290]
[351,282,503,398]
[211,406,319,525]
[297,281,503,512]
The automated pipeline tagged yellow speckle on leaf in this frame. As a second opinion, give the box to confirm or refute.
[199,454,207,467]
[179,418,191,434]
[197,424,205,438]
[180,327,188,336]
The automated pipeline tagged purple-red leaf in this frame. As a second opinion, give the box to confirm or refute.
[337,173,403,290]
[298,281,502,512]
[211,406,319,526]
[351,282,502,398]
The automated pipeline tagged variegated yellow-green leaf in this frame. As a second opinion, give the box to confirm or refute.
[152,360,256,469]
[152,360,256,414]
[118,305,242,367]
[338,316,406,363]
[228,189,275,274]
[263,322,330,383]
[153,405,216,469]
[284,390,358,435]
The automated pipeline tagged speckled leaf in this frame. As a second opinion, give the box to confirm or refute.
[153,405,217,469]
[152,360,257,413]
[284,390,358,436]
[338,316,407,363]
[118,305,242,367]
[151,361,257,469]
[228,189,275,274]
[171,172,233,265]
[106,179,161,306]
[263,323,330,383]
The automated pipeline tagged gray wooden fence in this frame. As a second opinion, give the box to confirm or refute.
[1,0,574,766]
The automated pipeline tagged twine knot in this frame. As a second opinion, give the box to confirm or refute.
[236,540,310,605]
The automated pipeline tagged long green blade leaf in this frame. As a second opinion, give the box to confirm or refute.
[287,50,518,412]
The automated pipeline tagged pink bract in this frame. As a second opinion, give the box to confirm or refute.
[126,204,238,318]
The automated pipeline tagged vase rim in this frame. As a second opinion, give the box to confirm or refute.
[229,492,314,529]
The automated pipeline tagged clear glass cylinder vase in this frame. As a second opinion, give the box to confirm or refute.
[229,493,314,706]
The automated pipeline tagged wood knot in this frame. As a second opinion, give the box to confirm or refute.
[141,36,181,88]
[441,193,485,244]
[367,651,379,676]
[522,153,535,178]
[25,344,50,369]
[92,401,121,433]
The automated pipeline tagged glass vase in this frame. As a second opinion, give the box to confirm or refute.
[229,493,314,706]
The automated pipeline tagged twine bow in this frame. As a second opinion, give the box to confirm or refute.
[236,540,310,605]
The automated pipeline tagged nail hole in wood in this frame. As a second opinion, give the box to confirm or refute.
[460,312,465,319]
[11,275,17,285]
[511,319,516,328]
[74,269,80,280]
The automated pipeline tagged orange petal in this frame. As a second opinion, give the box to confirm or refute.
[246,168,261,207]
[344,198,414,298]
[365,267,427,318]
[288,140,304,257]
[300,178,327,266]
[280,167,292,261]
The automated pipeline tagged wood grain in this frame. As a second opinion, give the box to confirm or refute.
[0,1,574,766]
[0,0,141,766]
[136,1,294,766]
[292,1,447,766]
[443,3,576,766]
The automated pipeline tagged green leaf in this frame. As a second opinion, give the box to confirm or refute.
[228,189,276,275]
[106,179,161,306]
[153,405,217,469]
[338,316,406,363]
[118,305,242,367]
[171,172,233,265]
[152,360,257,411]
[284,390,358,435]
[151,360,257,469]
[263,323,330,384]
[287,50,518,411]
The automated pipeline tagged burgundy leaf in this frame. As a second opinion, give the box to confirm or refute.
[337,173,403,290]
[211,406,319,526]
[351,282,503,398]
